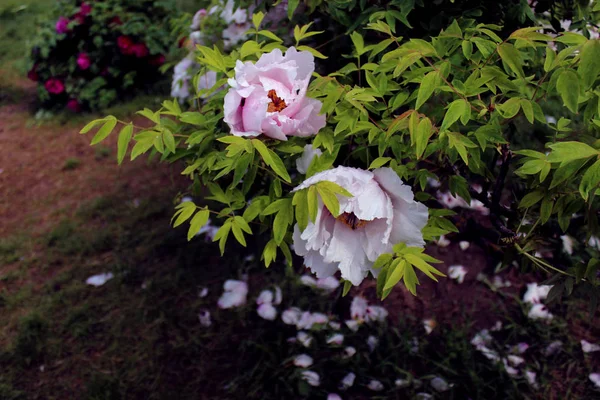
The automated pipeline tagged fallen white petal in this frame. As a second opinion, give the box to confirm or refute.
[459,241,470,251]
[525,370,538,388]
[198,287,209,297]
[340,372,356,390]
[293,354,313,368]
[297,331,313,348]
[326,334,344,346]
[327,394,342,400]
[589,373,600,388]
[329,321,341,330]
[282,307,302,325]
[217,280,248,309]
[430,376,450,392]
[423,318,436,335]
[256,289,273,305]
[86,272,114,287]
[345,320,360,332]
[523,283,552,304]
[198,310,211,327]
[257,303,277,320]
[561,235,574,255]
[503,359,519,377]
[395,378,411,388]
[448,265,467,284]
[543,340,563,356]
[300,274,318,287]
[367,380,384,391]
[527,304,553,320]
[301,370,320,387]
[366,306,388,323]
[507,355,525,366]
[343,346,356,358]
[367,335,379,352]
[415,394,433,400]
[436,235,450,247]
[581,339,600,353]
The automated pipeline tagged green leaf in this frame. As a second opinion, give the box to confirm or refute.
[213,222,231,256]
[316,181,353,197]
[316,186,340,217]
[188,209,210,241]
[579,159,600,200]
[415,117,432,159]
[520,99,534,124]
[252,139,291,183]
[578,39,600,90]
[90,117,117,145]
[117,124,133,165]
[350,31,365,55]
[307,186,318,223]
[404,254,444,281]
[173,203,196,227]
[550,158,589,189]
[252,11,264,28]
[163,129,176,154]
[297,45,327,59]
[241,40,261,58]
[293,190,309,232]
[287,0,299,19]
[556,69,580,113]
[342,280,352,296]
[273,200,292,245]
[384,259,406,291]
[547,141,599,163]
[403,263,419,296]
[258,29,283,42]
[369,157,392,169]
[540,197,553,224]
[440,99,469,132]
[415,71,438,110]
[80,117,108,134]
[497,43,524,77]
[372,253,393,270]
[263,239,277,267]
[231,223,247,247]
[519,190,545,208]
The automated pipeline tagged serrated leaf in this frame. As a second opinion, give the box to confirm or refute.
[384,259,406,291]
[547,141,598,163]
[173,203,196,227]
[263,239,277,267]
[403,263,419,296]
[316,186,340,217]
[578,39,600,90]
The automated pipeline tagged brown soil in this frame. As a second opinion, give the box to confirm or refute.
[0,81,186,240]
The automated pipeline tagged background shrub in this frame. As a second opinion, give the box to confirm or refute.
[26,0,181,111]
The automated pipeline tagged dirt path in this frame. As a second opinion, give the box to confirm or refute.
[0,81,186,239]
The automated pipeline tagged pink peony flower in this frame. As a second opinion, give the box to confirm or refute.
[55,17,69,34]
[77,53,91,70]
[131,43,149,58]
[117,36,134,55]
[67,99,82,113]
[45,79,65,95]
[293,167,429,285]
[223,47,326,140]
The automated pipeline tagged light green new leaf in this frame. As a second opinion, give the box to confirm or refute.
[316,186,340,217]
[546,141,599,163]
[117,124,133,165]
[187,209,210,241]
[293,190,309,232]
[383,259,406,291]
[173,203,196,227]
[415,117,432,159]
[520,99,534,124]
[415,71,438,110]
[90,117,117,145]
[307,186,318,223]
[252,11,264,29]
[369,157,392,169]
[263,239,277,267]
[440,99,468,132]
[519,190,545,208]
[403,263,419,296]
[579,159,600,200]
[498,43,524,77]
[556,69,580,113]
[80,117,108,134]
[578,39,600,90]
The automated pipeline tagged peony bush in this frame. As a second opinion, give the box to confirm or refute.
[26,0,179,111]
[82,0,600,303]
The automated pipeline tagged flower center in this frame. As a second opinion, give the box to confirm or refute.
[267,89,287,112]
[337,212,370,230]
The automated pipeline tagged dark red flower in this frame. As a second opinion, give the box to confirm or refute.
[109,16,123,26]
[178,36,188,48]
[56,16,69,34]
[149,54,165,66]
[45,79,65,95]
[27,65,39,82]
[131,43,149,58]
[67,99,82,113]
[79,3,92,17]
[77,53,91,70]
[117,36,134,55]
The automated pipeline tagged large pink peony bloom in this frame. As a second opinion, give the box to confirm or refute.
[292,167,429,286]
[223,47,326,140]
